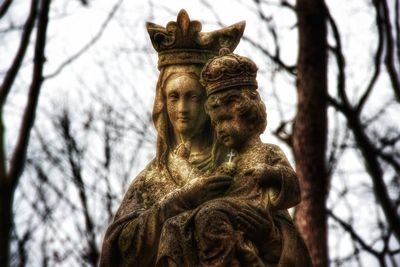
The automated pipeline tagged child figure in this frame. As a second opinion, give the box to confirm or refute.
[160,50,311,267]
[200,48,301,216]
[198,49,311,266]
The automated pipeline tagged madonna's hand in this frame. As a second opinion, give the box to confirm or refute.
[177,175,233,209]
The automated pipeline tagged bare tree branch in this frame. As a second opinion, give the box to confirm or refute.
[325,4,351,111]
[395,0,400,66]
[379,0,400,101]
[45,0,124,79]
[0,0,13,19]
[0,0,38,107]
[347,111,400,243]
[331,78,400,244]
[8,0,51,186]
[328,210,380,257]
[40,231,49,267]
[201,0,297,74]
[15,227,30,267]
[326,117,349,178]
[242,35,297,74]
[57,110,99,266]
[252,0,282,62]
[327,0,400,243]
[78,0,89,6]
[327,94,345,112]
[0,0,50,261]
[0,0,37,180]
[356,0,384,114]
[272,120,293,147]
[27,158,80,212]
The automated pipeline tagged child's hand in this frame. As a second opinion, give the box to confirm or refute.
[217,161,237,177]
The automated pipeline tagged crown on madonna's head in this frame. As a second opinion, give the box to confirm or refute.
[201,48,258,96]
[146,9,245,69]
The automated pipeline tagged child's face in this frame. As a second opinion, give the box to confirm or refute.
[208,93,251,150]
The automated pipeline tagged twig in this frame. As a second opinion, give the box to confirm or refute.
[356,0,384,113]
[328,210,380,257]
[0,0,13,19]
[8,0,51,187]
[325,3,350,110]
[242,35,297,74]
[45,0,124,79]
[395,0,400,66]
[0,0,38,107]
[380,0,400,101]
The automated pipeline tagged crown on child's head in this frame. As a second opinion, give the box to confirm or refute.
[146,10,246,70]
[200,48,258,96]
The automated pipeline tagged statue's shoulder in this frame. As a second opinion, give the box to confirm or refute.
[261,143,286,155]
[114,159,161,218]
[258,143,291,166]
[122,159,156,189]
[262,142,282,151]
[123,159,163,197]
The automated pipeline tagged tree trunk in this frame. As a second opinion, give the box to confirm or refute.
[293,0,329,266]
[0,185,13,266]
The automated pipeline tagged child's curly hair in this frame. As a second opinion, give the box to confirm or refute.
[205,88,267,135]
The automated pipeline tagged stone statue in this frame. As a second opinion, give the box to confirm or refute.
[100,10,312,267]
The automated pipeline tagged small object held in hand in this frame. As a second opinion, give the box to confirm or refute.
[219,161,237,177]
[219,149,237,177]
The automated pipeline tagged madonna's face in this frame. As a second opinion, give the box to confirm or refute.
[164,75,207,139]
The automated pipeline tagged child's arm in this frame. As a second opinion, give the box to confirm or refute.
[265,144,301,210]
[244,163,282,187]
[244,144,301,211]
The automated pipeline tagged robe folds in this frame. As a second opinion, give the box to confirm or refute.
[100,145,312,267]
